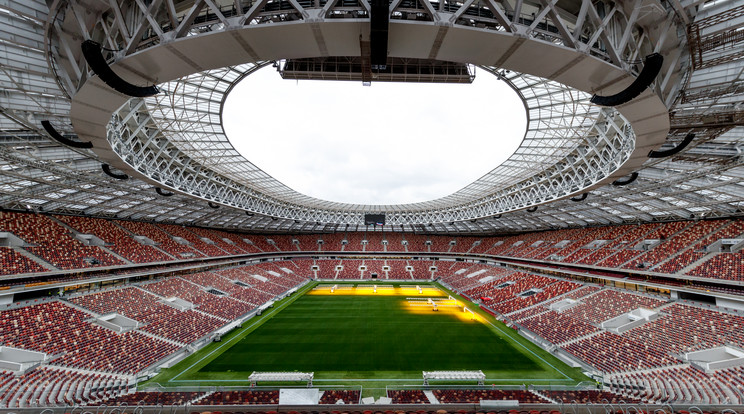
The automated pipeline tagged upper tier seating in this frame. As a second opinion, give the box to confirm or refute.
[182,226,251,255]
[563,332,679,373]
[0,246,46,275]
[55,215,172,263]
[404,234,428,252]
[562,290,667,324]
[623,303,744,352]
[0,211,122,270]
[319,233,345,251]
[157,223,229,257]
[116,220,204,259]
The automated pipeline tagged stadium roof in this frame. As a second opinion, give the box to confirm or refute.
[0,0,742,234]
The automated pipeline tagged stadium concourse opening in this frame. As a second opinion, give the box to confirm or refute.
[222,65,526,205]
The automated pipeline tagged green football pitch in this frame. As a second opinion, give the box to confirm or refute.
[147,282,589,388]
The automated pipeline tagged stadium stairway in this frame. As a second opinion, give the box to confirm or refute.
[530,390,557,403]
[423,390,439,404]
[680,252,720,274]
[49,215,135,265]
[136,327,188,347]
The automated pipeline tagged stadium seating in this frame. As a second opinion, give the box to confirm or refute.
[563,332,679,373]
[386,259,409,279]
[319,233,345,251]
[404,234,428,252]
[562,289,668,324]
[194,390,280,405]
[540,390,637,404]
[95,391,206,406]
[364,232,387,252]
[0,301,177,374]
[185,226,252,255]
[337,259,364,279]
[518,310,600,345]
[432,389,548,403]
[0,366,129,407]
[387,389,429,403]
[623,303,744,352]
[408,260,433,280]
[142,277,255,320]
[318,389,361,404]
[0,211,123,270]
[55,215,173,264]
[0,246,46,275]
[116,220,204,259]
[608,365,744,404]
[157,223,231,257]
[70,286,223,344]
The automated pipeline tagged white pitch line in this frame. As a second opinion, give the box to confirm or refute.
[170,284,312,382]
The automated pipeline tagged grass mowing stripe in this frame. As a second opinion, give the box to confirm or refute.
[166,281,317,383]
[145,282,589,389]
[435,283,573,381]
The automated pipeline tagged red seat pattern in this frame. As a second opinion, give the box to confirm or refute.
[432,389,548,403]
[364,258,385,278]
[0,211,123,270]
[0,366,128,407]
[319,233,345,251]
[318,389,361,404]
[404,234,428,252]
[194,390,280,405]
[364,233,387,252]
[55,215,172,263]
[183,271,273,306]
[116,220,204,259]
[157,223,230,257]
[387,389,429,404]
[562,290,667,324]
[563,332,679,373]
[337,259,364,279]
[295,234,321,251]
[623,303,744,352]
[541,390,636,404]
[142,277,254,320]
[518,310,600,345]
[183,226,252,255]
[70,286,223,344]
[408,260,433,280]
[0,302,177,374]
[95,391,205,406]
[609,365,744,404]
[0,246,45,275]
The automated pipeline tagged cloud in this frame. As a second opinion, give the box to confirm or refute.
[223,66,526,205]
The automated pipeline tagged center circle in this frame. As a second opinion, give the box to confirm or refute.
[223,65,526,205]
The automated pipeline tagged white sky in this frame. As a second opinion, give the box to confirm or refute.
[223,66,526,205]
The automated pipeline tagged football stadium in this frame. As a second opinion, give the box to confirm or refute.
[1,0,744,412]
